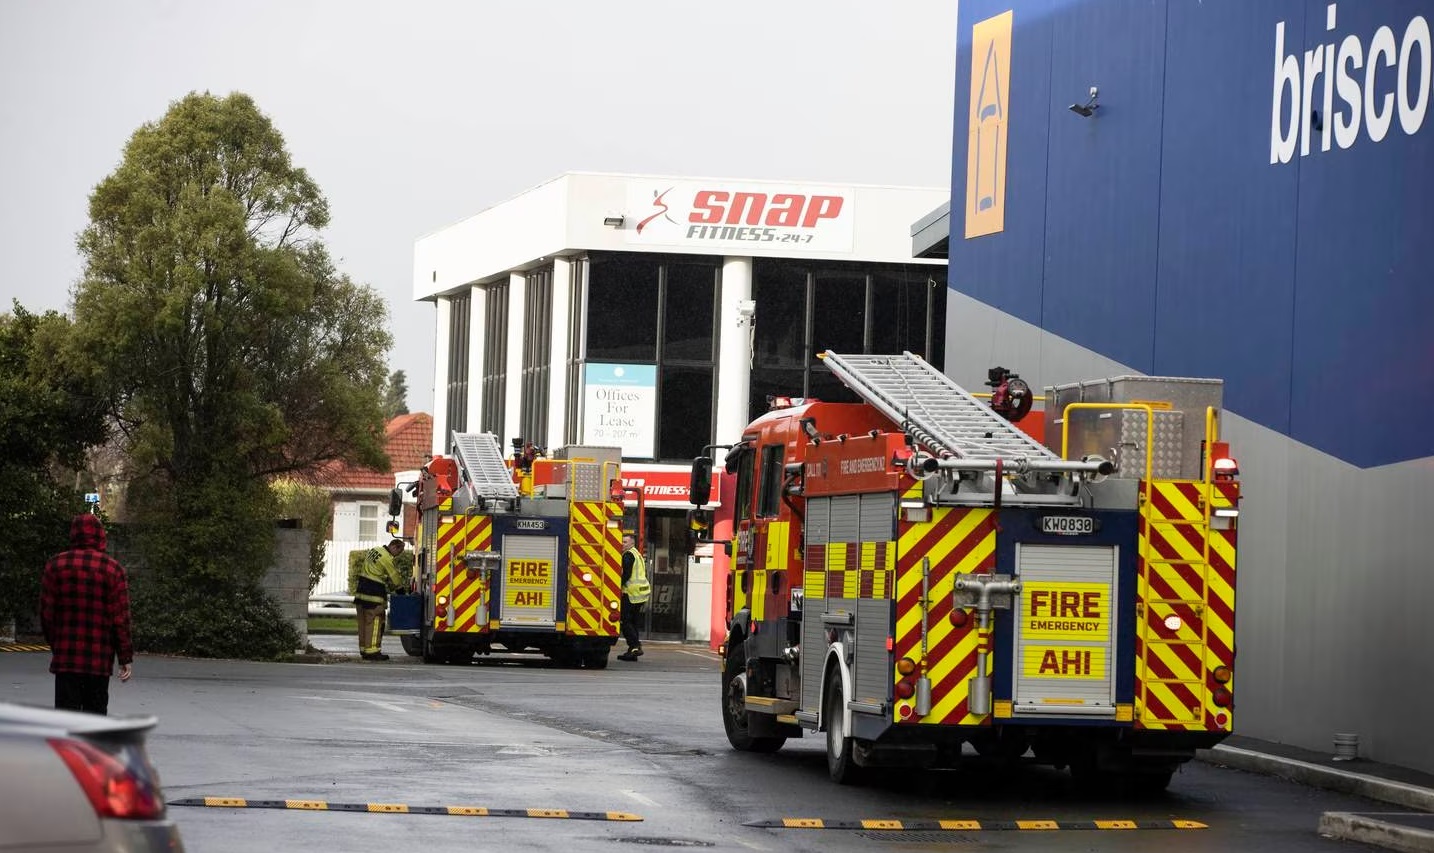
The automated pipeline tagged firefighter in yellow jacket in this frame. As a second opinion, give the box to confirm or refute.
[349,538,408,661]
[616,533,650,662]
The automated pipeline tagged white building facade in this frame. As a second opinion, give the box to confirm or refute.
[414,172,947,645]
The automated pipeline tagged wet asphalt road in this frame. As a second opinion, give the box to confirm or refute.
[1,640,1390,852]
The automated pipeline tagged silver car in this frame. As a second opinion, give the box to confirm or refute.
[0,702,184,851]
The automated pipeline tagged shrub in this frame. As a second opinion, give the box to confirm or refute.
[130,575,300,660]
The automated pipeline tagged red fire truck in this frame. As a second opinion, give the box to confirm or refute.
[689,351,1239,788]
[391,433,635,668]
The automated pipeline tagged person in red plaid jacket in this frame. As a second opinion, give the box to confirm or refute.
[39,513,134,715]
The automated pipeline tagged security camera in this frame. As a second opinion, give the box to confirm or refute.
[1069,85,1099,117]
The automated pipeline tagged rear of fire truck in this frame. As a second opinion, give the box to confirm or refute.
[692,352,1239,788]
[393,432,626,668]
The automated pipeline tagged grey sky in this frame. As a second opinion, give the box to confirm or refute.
[0,1,957,413]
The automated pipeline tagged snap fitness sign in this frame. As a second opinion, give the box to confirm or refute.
[626,181,854,252]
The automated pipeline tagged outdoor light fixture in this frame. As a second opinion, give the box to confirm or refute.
[1069,85,1100,117]
[602,215,625,227]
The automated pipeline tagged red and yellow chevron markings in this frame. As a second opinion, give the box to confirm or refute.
[566,500,618,637]
[433,513,492,634]
[1136,480,1238,731]
[169,798,641,822]
[893,506,997,726]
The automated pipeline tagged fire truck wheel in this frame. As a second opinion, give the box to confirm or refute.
[400,635,423,658]
[721,654,785,753]
[824,676,866,785]
[583,650,610,669]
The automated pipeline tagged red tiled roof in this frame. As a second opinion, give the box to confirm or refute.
[320,413,433,491]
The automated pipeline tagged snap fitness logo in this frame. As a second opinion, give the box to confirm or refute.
[625,181,854,252]
[1271,3,1430,164]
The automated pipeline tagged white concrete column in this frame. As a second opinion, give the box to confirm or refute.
[715,256,754,445]
[503,271,527,446]
[431,296,452,457]
[546,258,572,451]
[467,284,487,437]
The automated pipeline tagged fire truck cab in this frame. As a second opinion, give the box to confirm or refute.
[692,351,1239,788]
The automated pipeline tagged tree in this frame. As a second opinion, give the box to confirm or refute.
[0,304,109,630]
[383,369,410,419]
[70,92,392,657]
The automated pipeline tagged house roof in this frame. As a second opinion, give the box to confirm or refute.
[320,412,433,491]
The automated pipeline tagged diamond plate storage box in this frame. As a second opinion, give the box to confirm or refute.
[1043,376,1222,480]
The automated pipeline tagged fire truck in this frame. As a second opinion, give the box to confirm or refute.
[689,351,1239,788]
[391,432,632,668]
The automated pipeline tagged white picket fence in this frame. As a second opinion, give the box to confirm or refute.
[308,539,382,617]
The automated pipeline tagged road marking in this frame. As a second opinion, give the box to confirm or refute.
[621,790,661,807]
[295,695,411,713]
[169,798,642,822]
[745,817,1207,831]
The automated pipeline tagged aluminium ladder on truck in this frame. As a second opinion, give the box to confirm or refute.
[818,351,1092,506]
[450,432,521,502]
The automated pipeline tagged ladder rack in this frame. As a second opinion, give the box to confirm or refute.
[450,432,521,501]
[819,351,1058,462]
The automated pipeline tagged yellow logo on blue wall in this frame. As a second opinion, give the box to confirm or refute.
[965,10,1013,239]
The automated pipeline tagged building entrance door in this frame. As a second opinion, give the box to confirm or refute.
[642,513,688,641]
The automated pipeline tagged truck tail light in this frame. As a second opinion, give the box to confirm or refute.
[1212,665,1232,684]
[1212,687,1233,708]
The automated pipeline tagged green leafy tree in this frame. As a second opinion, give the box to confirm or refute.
[0,305,109,630]
[383,369,410,419]
[70,91,392,658]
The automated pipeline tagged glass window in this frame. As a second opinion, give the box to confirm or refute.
[752,262,808,367]
[757,444,784,517]
[358,504,379,541]
[748,367,805,424]
[811,269,867,356]
[587,254,658,361]
[447,293,471,434]
[658,364,713,460]
[732,445,755,521]
[871,266,946,361]
[481,283,508,436]
[663,262,717,362]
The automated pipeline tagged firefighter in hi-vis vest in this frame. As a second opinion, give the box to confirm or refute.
[350,538,408,661]
[616,532,650,662]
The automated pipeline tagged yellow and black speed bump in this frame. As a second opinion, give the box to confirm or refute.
[0,644,49,652]
[744,817,1206,831]
[169,798,640,822]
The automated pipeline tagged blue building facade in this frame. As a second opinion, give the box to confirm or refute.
[938,0,1434,772]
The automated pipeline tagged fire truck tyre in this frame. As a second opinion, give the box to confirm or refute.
[1121,763,1176,796]
[400,635,422,658]
[440,647,472,665]
[721,656,784,753]
[824,677,865,785]
[583,650,610,669]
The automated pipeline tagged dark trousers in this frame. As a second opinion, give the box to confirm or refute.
[55,673,110,715]
[620,595,645,651]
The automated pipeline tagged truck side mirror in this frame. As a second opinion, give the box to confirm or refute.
[689,456,713,506]
[387,486,404,518]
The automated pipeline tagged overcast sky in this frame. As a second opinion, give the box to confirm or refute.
[0,1,958,413]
